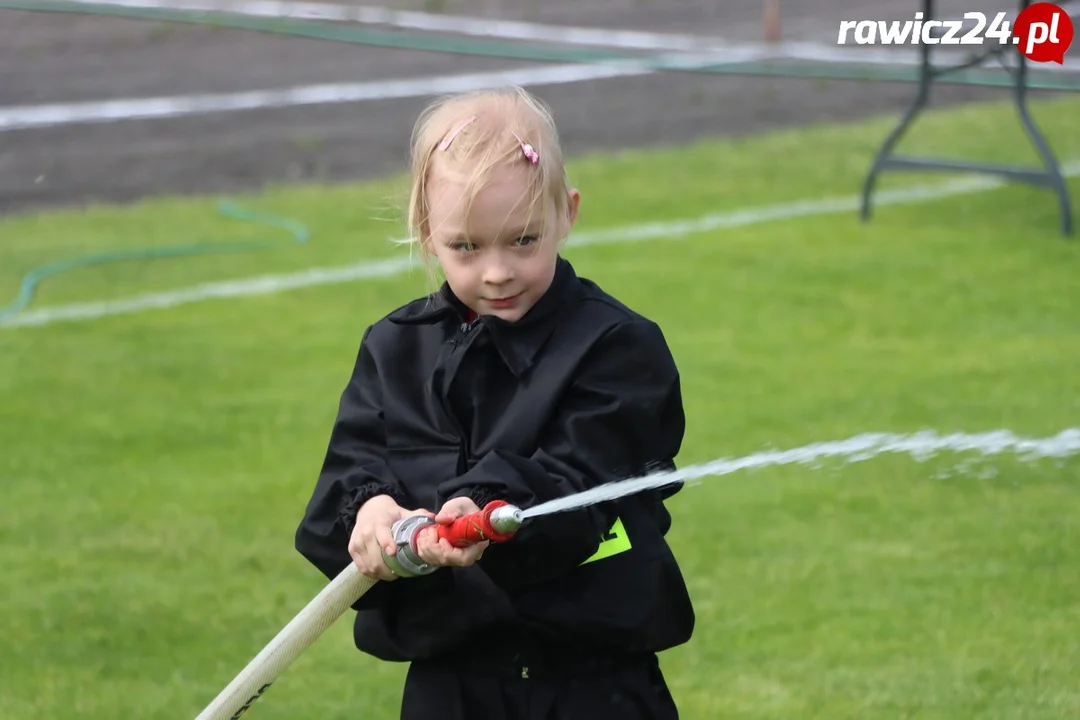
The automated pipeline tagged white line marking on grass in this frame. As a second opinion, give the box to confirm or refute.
[6,158,1079,330]
[0,50,770,132]
[0,65,643,133]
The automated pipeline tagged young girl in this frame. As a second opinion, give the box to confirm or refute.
[295,86,695,719]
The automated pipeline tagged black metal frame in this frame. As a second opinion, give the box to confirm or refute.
[860,0,1074,237]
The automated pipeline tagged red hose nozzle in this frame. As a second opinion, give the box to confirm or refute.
[436,500,524,546]
[382,500,524,578]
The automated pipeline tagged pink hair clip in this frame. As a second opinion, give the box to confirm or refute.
[512,131,539,164]
[439,116,538,165]
[439,115,477,151]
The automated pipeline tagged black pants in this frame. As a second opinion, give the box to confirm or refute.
[400,644,679,720]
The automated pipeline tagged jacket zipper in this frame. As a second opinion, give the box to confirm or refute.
[452,317,480,348]
[443,317,481,474]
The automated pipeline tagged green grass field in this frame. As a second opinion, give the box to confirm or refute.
[2,94,1080,719]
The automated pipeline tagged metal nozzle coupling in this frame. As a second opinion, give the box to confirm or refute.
[381,515,437,578]
[489,504,524,535]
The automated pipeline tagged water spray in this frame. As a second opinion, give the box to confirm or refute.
[193,426,1080,719]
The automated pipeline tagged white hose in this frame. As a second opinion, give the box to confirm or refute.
[194,563,378,720]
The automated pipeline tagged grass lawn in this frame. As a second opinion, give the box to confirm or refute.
[1,93,1079,719]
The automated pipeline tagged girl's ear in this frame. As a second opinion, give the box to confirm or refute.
[566,188,581,228]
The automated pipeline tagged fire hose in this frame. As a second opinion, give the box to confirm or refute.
[193,501,524,720]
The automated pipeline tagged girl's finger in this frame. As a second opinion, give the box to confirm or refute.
[414,533,442,565]
[375,524,397,556]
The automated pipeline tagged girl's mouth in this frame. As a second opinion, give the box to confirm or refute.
[485,293,522,309]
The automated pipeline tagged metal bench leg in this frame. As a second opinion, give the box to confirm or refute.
[1013,41,1073,235]
[860,0,1074,237]
[861,0,935,224]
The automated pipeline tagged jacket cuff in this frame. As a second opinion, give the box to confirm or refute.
[449,485,500,509]
[438,451,521,508]
[339,481,409,535]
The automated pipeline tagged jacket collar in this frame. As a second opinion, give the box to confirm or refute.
[389,256,578,377]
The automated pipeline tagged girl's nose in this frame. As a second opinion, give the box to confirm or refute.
[482,258,513,285]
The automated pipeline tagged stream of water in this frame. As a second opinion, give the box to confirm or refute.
[519,427,1080,519]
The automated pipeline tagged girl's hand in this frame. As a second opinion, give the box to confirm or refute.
[415,496,490,568]
[349,495,434,581]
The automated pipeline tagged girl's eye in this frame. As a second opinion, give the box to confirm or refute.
[452,242,477,253]
[515,235,538,247]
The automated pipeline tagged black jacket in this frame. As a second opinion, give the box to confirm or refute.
[295,256,695,662]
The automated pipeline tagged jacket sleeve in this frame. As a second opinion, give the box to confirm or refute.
[436,318,686,591]
[294,327,416,606]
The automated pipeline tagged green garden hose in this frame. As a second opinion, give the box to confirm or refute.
[0,202,309,324]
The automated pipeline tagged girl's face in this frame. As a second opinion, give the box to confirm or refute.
[425,163,579,323]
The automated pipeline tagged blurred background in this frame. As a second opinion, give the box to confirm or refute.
[3,0,1078,212]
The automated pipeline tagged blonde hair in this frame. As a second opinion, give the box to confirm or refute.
[404,86,572,289]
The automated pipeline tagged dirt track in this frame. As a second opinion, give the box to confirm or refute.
[0,0,1038,215]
